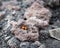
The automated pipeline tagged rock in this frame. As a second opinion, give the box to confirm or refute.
[10,19,39,41]
[49,28,60,40]
[30,43,38,48]
[33,41,42,47]
[7,37,20,48]
[39,30,49,41]
[24,1,43,19]
[24,1,52,22]
[26,17,49,28]
[30,41,41,48]
[20,42,29,48]
[38,44,46,48]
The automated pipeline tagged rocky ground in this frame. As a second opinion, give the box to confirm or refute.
[0,0,60,48]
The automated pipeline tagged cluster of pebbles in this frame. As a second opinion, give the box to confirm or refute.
[0,0,60,48]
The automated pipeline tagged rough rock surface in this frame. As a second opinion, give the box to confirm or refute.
[20,42,30,48]
[24,1,52,21]
[0,0,60,48]
[24,1,52,28]
[26,17,49,27]
[49,28,60,40]
[10,19,39,41]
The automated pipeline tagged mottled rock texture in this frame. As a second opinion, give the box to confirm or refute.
[10,19,39,41]
[24,1,52,28]
[49,28,60,40]
[24,1,52,21]
[0,0,60,48]
[26,17,49,27]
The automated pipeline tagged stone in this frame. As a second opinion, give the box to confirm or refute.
[33,41,42,47]
[49,28,60,40]
[30,41,41,48]
[24,1,52,22]
[26,16,49,27]
[38,44,46,48]
[20,42,29,48]
[7,37,19,48]
[10,19,39,41]
[39,30,49,41]
[30,43,38,48]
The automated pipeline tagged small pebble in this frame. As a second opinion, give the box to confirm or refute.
[20,42,29,48]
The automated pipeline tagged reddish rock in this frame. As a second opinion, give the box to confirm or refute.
[10,19,39,41]
[26,16,49,27]
[24,1,52,22]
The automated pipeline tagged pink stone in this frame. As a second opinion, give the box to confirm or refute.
[24,1,52,22]
[10,20,39,41]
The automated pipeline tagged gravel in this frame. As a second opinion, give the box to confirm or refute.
[0,0,60,48]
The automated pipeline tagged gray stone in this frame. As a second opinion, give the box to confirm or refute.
[49,28,60,40]
[39,30,49,41]
[24,1,52,21]
[38,44,46,48]
[10,20,39,41]
[33,41,42,47]
[26,17,49,28]
[30,41,41,48]
[30,43,38,48]
[7,37,19,48]
[20,42,29,48]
